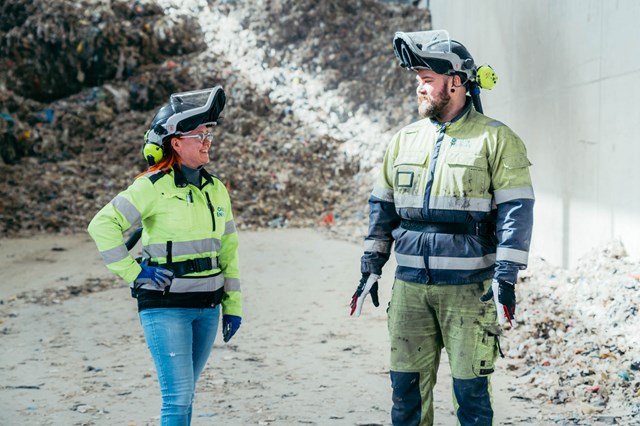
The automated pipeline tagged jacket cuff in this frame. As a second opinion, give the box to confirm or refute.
[221,291,242,316]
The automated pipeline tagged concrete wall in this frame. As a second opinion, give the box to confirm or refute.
[427,0,640,267]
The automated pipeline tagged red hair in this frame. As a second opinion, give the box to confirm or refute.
[135,139,181,179]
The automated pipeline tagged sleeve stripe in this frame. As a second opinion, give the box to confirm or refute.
[224,277,241,291]
[224,220,237,235]
[111,195,141,227]
[494,187,535,204]
[496,247,529,265]
[371,186,394,202]
[99,244,130,264]
[364,239,392,254]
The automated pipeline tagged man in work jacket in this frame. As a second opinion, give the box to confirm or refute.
[350,30,534,426]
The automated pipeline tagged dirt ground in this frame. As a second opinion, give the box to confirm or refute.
[0,229,622,425]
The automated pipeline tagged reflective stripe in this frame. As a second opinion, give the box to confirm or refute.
[496,247,529,265]
[429,195,492,212]
[224,220,237,235]
[144,170,164,179]
[99,244,129,264]
[494,187,535,204]
[428,253,496,270]
[142,238,221,258]
[371,185,394,202]
[224,277,241,291]
[364,239,392,253]
[136,274,225,293]
[487,120,503,128]
[394,193,424,208]
[111,195,141,227]
[395,252,426,269]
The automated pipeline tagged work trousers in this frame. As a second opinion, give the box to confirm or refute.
[388,279,500,426]
[139,307,220,426]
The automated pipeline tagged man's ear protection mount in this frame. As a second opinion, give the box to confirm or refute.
[142,86,226,166]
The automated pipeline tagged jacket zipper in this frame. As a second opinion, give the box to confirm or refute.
[205,192,216,232]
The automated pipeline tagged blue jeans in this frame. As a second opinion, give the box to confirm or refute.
[139,307,220,426]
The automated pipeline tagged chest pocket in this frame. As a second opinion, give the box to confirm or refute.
[393,150,428,208]
[159,192,195,233]
[441,151,488,198]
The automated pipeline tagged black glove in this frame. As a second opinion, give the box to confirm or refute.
[480,279,516,326]
[350,272,380,316]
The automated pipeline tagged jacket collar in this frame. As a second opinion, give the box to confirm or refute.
[172,166,214,189]
[429,96,473,131]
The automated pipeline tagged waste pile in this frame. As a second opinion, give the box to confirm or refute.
[504,241,640,423]
[0,0,429,235]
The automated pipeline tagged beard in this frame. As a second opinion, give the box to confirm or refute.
[417,86,451,120]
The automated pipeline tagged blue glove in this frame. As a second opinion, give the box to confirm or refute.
[134,259,174,290]
[222,315,241,342]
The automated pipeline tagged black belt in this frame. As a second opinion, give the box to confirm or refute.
[149,257,218,278]
[400,220,495,236]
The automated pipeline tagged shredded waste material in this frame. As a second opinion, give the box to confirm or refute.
[0,0,426,235]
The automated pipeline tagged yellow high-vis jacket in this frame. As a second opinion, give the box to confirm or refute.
[88,167,241,316]
[362,100,534,285]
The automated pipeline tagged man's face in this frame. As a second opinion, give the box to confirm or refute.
[415,69,451,119]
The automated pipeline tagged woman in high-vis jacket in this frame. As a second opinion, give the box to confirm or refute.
[88,86,241,425]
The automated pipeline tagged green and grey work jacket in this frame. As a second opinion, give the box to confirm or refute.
[88,167,241,314]
[361,100,534,285]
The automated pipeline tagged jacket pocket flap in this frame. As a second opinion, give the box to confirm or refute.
[446,151,487,169]
[394,150,428,166]
[502,155,532,169]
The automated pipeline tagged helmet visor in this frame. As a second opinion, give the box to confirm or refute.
[393,30,463,74]
[164,86,226,135]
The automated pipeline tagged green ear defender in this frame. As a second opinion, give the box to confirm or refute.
[143,129,164,166]
[477,65,498,90]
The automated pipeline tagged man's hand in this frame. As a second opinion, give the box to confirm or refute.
[350,273,381,317]
[134,259,174,290]
[480,279,516,327]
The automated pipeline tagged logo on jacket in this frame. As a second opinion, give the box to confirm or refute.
[216,207,225,217]
[450,137,471,148]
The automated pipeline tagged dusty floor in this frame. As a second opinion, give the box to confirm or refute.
[0,229,632,425]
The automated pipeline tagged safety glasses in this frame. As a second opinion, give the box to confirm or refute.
[179,131,214,144]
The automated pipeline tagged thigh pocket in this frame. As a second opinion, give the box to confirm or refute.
[471,330,499,376]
